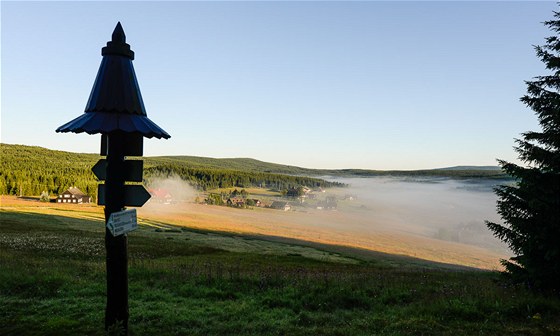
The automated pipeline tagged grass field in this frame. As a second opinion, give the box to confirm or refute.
[1,196,559,335]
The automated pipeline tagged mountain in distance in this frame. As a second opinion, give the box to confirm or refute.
[155,157,503,175]
[435,166,501,171]
[1,143,507,180]
[150,155,316,176]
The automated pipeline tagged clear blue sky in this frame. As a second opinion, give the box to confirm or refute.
[1,1,556,170]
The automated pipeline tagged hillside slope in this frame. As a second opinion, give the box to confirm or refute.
[0,144,342,197]
[0,143,508,197]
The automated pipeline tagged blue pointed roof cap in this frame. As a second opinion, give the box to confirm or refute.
[56,22,170,139]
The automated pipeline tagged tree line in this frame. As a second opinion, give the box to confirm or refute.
[145,163,343,191]
[0,144,344,198]
[0,144,99,197]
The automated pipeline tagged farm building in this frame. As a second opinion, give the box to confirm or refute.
[270,201,291,211]
[227,197,245,207]
[57,187,91,204]
[149,188,173,204]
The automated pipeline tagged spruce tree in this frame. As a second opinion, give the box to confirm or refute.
[486,10,560,292]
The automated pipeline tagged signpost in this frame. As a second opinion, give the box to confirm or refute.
[107,209,138,236]
[97,184,152,207]
[92,159,144,182]
[56,22,170,335]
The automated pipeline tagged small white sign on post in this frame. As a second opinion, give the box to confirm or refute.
[107,209,138,236]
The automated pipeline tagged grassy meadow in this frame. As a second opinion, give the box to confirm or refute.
[1,197,559,335]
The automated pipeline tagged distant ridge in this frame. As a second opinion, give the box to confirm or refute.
[1,143,508,181]
[435,166,501,171]
[0,143,343,197]
[152,156,503,174]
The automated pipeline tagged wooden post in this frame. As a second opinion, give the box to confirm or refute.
[104,131,129,333]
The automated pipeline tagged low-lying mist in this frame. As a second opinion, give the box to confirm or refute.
[329,176,508,253]
[139,174,510,268]
[144,175,199,214]
[146,175,198,201]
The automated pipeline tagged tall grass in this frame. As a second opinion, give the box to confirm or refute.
[1,210,558,335]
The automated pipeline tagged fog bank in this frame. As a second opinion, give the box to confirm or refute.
[328,176,508,253]
[137,175,510,268]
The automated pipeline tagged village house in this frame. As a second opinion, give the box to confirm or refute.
[270,201,291,211]
[227,197,245,207]
[149,188,172,204]
[315,195,338,210]
[307,193,318,200]
[57,187,91,204]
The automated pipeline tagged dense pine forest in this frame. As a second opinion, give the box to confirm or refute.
[0,143,509,199]
[0,144,344,198]
[0,144,100,197]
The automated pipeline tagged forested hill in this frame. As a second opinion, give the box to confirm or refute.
[0,143,508,197]
[0,144,343,197]
[149,156,506,179]
[146,155,317,176]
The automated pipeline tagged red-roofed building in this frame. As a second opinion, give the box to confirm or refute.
[149,188,172,204]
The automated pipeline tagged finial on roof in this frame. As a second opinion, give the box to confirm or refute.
[112,22,126,43]
[102,22,134,59]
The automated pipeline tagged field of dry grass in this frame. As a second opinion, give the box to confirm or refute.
[140,201,507,270]
[1,195,507,269]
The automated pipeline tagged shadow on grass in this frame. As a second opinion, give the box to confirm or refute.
[2,209,560,336]
[1,209,486,271]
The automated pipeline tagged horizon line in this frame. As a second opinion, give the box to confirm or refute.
[2,142,501,172]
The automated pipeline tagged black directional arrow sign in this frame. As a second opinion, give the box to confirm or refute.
[92,159,144,182]
[98,184,151,207]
